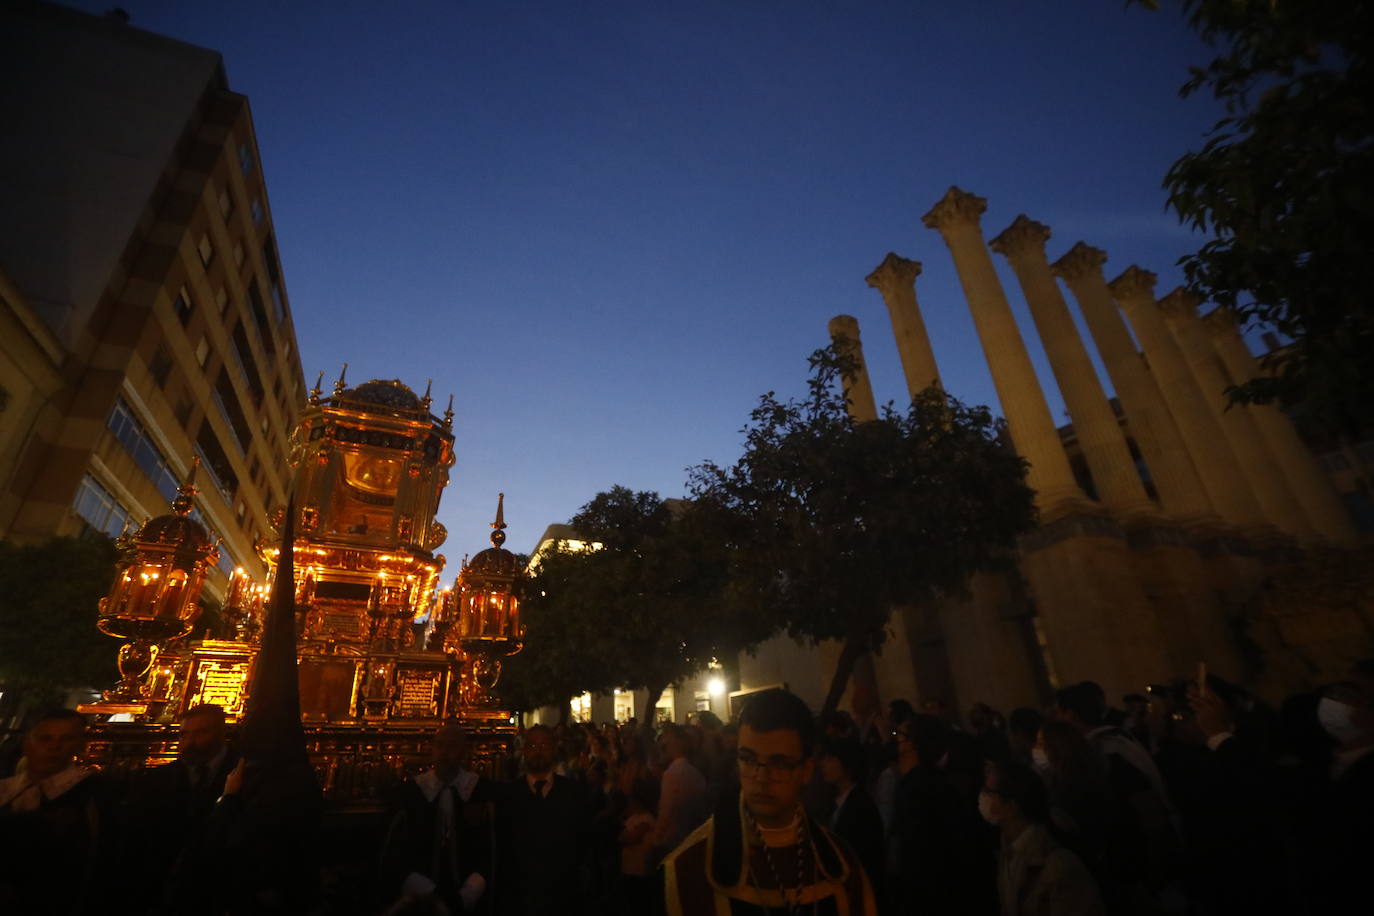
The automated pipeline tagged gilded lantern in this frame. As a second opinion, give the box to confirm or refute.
[451,494,524,703]
[97,461,219,704]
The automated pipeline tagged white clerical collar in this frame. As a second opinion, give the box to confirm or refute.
[415,766,479,803]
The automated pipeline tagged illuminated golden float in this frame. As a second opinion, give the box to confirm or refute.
[81,374,524,794]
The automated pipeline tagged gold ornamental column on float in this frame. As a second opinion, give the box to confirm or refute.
[990,216,1152,516]
[1158,287,1312,539]
[865,252,942,395]
[1110,267,1268,531]
[827,315,880,422]
[922,187,1084,515]
[1202,308,1359,545]
[448,494,525,725]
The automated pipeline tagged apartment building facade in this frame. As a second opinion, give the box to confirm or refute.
[0,2,306,598]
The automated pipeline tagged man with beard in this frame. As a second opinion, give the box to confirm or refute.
[496,724,596,915]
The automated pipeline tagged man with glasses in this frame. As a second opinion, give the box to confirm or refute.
[658,688,877,915]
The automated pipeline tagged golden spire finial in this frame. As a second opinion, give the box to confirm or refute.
[490,493,507,548]
[333,363,349,394]
[309,371,324,404]
[443,394,454,428]
[421,379,433,410]
[171,457,201,516]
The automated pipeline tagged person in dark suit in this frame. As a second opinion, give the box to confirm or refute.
[377,723,497,914]
[818,738,885,905]
[496,724,596,916]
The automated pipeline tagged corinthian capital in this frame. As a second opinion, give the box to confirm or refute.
[1107,265,1158,303]
[1157,286,1202,321]
[1051,242,1108,282]
[988,214,1051,261]
[921,186,987,234]
[1201,305,1241,338]
[865,252,922,293]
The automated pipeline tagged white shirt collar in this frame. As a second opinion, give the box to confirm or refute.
[415,766,479,803]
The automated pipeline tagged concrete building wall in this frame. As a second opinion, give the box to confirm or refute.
[0,3,305,600]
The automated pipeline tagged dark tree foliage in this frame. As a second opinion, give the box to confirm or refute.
[496,487,771,721]
[1140,0,1374,435]
[688,347,1038,716]
[0,536,118,710]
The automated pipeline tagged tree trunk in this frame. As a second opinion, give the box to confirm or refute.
[820,633,868,718]
[558,700,571,725]
[640,680,668,724]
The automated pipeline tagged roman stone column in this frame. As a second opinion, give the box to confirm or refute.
[865,252,941,397]
[1204,308,1359,544]
[1052,243,1213,521]
[1110,267,1268,529]
[921,188,1084,513]
[827,315,879,423]
[1159,287,1312,538]
[990,216,1152,515]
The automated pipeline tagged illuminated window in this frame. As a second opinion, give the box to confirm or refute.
[571,692,592,723]
[197,233,214,268]
[215,285,229,314]
[195,335,210,368]
[655,686,675,725]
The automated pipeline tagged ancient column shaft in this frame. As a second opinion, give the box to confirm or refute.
[1204,309,1359,544]
[1110,267,1267,529]
[1159,288,1312,537]
[922,188,1084,512]
[827,315,880,423]
[865,252,941,397]
[1052,244,1213,521]
[990,216,1151,514]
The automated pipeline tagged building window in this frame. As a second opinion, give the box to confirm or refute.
[218,187,233,220]
[174,286,193,325]
[250,197,264,224]
[238,142,253,177]
[73,473,130,537]
[215,285,229,314]
[175,397,193,429]
[235,499,247,522]
[233,240,246,269]
[197,233,214,268]
[148,346,173,388]
[107,398,182,504]
[195,423,239,503]
[195,335,211,368]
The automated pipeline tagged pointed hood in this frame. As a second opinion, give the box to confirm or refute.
[238,493,307,765]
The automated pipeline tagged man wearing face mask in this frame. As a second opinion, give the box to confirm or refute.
[981,761,1104,916]
[1299,671,1374,914]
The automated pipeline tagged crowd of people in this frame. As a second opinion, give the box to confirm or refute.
[1,661,1370,915]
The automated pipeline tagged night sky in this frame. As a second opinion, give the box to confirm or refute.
[65,1,1222,562]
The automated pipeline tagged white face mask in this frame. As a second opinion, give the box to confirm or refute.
[977,790,1000,825]
[1318,697,1369,747]
[1031,746,1050,773]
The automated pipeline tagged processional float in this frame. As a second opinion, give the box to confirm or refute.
[80,376,524,798]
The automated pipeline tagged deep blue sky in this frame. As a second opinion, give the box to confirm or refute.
[71,1,1221,561]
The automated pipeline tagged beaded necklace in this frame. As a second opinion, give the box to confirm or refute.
[745,807,817,916]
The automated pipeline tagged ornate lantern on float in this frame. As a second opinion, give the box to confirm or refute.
[95,461,218,709]
[450,494,525,707]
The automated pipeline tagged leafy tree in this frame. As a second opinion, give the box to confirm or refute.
[688,347,1038,716]
[1138,0,1374,435]
[498,487,771,721]
[0,536,118,715]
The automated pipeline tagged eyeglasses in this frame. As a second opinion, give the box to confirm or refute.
[736,748,805,780]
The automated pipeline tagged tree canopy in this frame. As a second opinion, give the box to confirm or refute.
[688,347,1038,714]
[0,536,118,712]
[1140,0,1374,435]
[497,486,771,720]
